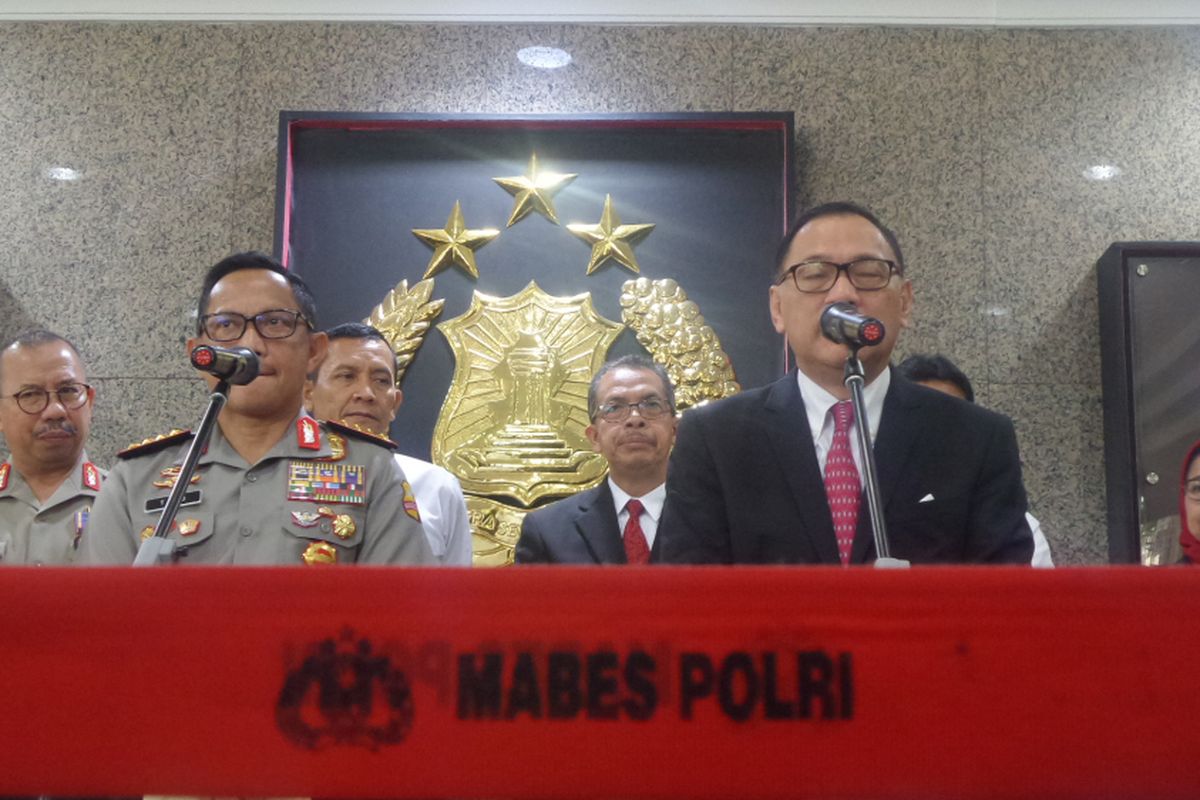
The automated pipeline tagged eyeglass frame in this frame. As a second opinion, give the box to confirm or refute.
[197,308,312,342]
[591,397,673,423]
[1184,478,1200,501]
[1,382,93,415]
[775,258,903,294]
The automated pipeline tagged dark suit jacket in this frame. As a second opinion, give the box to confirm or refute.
[515,480,664,564]
[659,371,1033,565]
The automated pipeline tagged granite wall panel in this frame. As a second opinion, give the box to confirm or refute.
[1,21,1195,563]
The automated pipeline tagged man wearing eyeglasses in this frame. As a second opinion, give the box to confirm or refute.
[515,355,678,564]
[660,202,1033,565]
[0,330,100,564]
[82,252,434,566]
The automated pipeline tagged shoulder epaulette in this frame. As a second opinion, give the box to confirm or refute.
[322,419,399,451]
[117,428,193,459]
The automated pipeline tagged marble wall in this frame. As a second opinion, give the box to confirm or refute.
[2,22,1198,564]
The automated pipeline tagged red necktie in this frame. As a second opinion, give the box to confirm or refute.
[824,400,861,565]
[623,499,651,565]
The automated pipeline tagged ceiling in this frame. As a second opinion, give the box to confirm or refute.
[0,0,1197,25]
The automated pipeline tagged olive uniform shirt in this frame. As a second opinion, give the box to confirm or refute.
[0,452,104,565]
[80,413,434,566]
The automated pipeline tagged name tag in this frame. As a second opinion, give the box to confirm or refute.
[144,490,202,514]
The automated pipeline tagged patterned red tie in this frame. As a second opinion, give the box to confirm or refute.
[824,400,862,565]
[623,499,651,565]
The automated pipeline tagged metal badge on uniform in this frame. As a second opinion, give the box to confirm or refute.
[287,461,366,505]
[401,480,421,522]
[152,465,201,490]
[302,540,338,565]
[291,510,322,528]
[332,514,356,540]
[73,508,90,550]
[324,432,347,462]
[297,417,321,450]
[140,525,156,541]
[82,462,102,491]
[0,463,9,492]
[177,519,201,537]
[144,490,202,513]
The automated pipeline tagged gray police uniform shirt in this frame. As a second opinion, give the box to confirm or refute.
[0,452,104,565]
[80,413,434,566]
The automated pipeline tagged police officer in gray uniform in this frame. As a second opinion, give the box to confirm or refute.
[0,329,103,565]
[81,252,434,566]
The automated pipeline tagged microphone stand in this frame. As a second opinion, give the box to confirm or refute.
[843,348,910,569]
[132,379,231,566]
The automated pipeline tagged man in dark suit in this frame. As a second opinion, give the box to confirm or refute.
[659,202,1033,565]
[515,355,677,564]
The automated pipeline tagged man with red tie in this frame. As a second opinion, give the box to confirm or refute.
[515,355,677,565]
[659,202,1033,565]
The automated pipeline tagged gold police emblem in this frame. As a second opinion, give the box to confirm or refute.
[302,541,338,565]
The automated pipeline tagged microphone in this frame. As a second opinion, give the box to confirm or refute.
[820,303,886,347]
[190,345,260,385]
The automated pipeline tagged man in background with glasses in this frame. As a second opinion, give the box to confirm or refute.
[516,355,677,564]
[660,202,1033,565]
[0,330,101,564]
[82,252,433,566]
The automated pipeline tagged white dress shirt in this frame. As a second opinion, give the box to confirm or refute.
[796,367,890,473]
[394,454,473,566]
[607,478,666,551]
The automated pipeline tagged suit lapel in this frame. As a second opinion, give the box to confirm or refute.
[851,370,923,563]
[764,375,841,564]
[574,482,625,564]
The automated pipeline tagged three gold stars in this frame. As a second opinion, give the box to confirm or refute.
[493,153,578,227]
[567,194,655,275]
[411,201,500,279]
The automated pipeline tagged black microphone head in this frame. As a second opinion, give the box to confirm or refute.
[191,345,259,385]
[820,303,886,347]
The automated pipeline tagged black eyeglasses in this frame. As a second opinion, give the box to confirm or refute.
[199,309,311,342]
[3,383,92,415]
[593,398,671,423]
[776,259,901,293]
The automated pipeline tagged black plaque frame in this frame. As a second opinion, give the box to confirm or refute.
[1098,241,1200,564]
[273,112,795,459]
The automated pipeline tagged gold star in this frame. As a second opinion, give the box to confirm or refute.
[493,153,578,227]
[411,201,499,279]
[567,194,655,275]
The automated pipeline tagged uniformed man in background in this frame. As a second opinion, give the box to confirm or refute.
[81,252,434,566]
[0,329,102,565]
[304,322,473,566]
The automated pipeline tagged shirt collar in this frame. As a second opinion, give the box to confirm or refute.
[796,364,890,441]
[608,477,667,522]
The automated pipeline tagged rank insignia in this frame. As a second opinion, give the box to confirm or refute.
[0,462,9,491]
[73,508,90,549]
[332,514,356,540]
[324,433,347,462]
[291,510,322,528]
[118,428,192,459]
[82,462,102,491]
[177,519,201,537]
[401,480,421,522]
[287,461,366,505]
[297,417,321,451]
[302,541,338,565]
[140,525,156,541]
[152,465,202,490]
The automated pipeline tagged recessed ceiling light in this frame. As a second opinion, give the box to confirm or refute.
[45,166,81,182]
[518,46,572,70]
[1083,164,1121,181]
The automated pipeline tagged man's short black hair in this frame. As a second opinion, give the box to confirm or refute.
[587,354,676,419]
[196,251,318,334]
[774,201,906,280]
[308,322,397,381]
[0,329,84,384]
[896,353,975,403]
